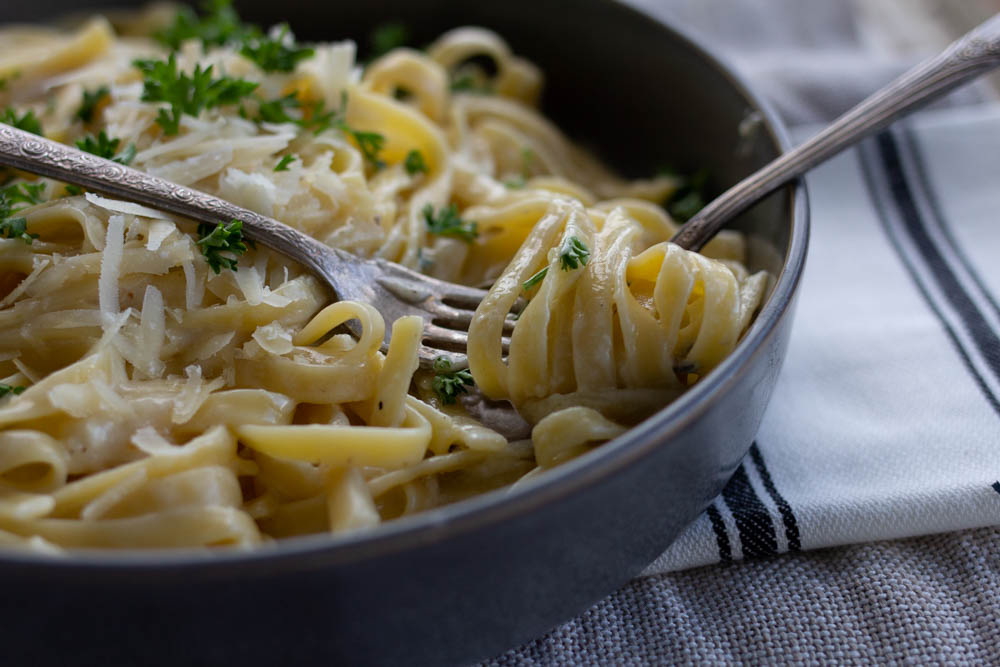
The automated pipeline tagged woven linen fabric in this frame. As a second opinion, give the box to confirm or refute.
[487,527,1000,665]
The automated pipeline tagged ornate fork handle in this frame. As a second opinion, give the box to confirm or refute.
[673,13,1000,251]
[0,124,358,286]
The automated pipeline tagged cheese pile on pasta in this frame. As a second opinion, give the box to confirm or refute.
[0,4,767,551]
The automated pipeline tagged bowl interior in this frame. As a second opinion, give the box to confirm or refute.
[0,0,800,564]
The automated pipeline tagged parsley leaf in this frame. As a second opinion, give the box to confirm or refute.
[76,86,110,124]
[346,128,386,170]
[134,54,259,135]
[64,185,85,197]
[522,267,547,291]
[370,22,409,58]
[240,24,314,73]
[274,154,296,171]
[558,235,589,271]
[522,236,589,291]
[422,203,477,242]
[196,219,250,273]
[0,183,45,245]
[156,0,257,51]
[663,167,709,222]
[404,149,428,175]
[431,357,474,405]
[0,384,25,398]
[0,107,42,136]
[450,72,492,95]
[76,131,136,165]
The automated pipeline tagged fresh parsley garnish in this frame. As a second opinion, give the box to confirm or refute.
[404,149,428,175]
[76,131,136,165]
[558,235,589,271]
[422,203,477,242]
[522,267,547,291]
[0,107,42,136]
[134,54,258,135]
[196,219,250,273]
[0,183,45,245]
[347,128,386,170]
[431,357,474,405]
[274,154,296,171]
[504,176,525,189]
[522,235,589,291]
[251,92,301,125]
[0,384,25,398]
[240,24,314,73]
[156,0,256,51]
[450,73,493,94]
[64,185,85,197]
[663,167,709,222]
[76,86,110,124]
[370,22,409,58]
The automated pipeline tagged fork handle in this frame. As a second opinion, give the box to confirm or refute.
[672,12,1000,251]
[0,123,355,285]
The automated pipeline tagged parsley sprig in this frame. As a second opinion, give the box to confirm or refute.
[663,167,709,223]
[0,107,42,136]
[134,54,259,135]
[240,24,314,73]
[431,357,474,405]
[522,235,590,291]
[404,149,428,175]
[196,220,251,273]
[370,22,409,58]
[274,155,296,171]
[0,183,46,245]
[156,0,255,51]
[0,384,26,398]
[247,91,386,169]
[558,235,590,270]
[422,203,477,242]
[76,87,110,124]
[76,131,136,165]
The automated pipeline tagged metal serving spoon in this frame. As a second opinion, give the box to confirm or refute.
[672,12,1000,251]
[0,13,997,368]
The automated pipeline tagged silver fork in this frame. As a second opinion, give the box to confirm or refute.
[672,12,1000,251]
[0,124,513,369]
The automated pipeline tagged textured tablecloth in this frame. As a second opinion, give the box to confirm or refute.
[482,1,1000,662]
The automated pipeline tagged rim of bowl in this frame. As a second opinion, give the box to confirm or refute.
[0,1,810,574]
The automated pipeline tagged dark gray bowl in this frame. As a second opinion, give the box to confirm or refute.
[0,2,808,665]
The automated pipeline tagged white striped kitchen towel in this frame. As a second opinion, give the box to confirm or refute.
[645,106,1000,573]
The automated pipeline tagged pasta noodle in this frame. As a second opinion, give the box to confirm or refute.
[0,4,768,551]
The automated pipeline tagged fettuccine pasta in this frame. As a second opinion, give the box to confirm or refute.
[0,4,768,551]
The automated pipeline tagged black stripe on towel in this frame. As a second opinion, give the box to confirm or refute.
[749,442,801,552]
[720,463,778,559]
[859,134,1000,416]
[900,125,1000,325]
[877,132,1000,392]
[705,503,733,564]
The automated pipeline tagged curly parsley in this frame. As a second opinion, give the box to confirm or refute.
[76,131,136,165]
[240,24,314,73]
[370,22,409,58]
[0,384,25,398]
[522,235,590,291]
[196,220,251,273]
[156,0,256,51]
[134,54,258,135]
[663,167,709,222]
[274,154,296,171]
[431,357,474,405]
[76,86,110,124]
[0,107,42,136]
[404,149,428,175]
[0,183,45,245]
[422,203,477,242]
